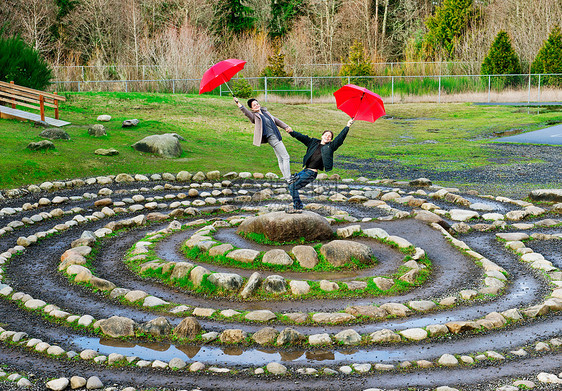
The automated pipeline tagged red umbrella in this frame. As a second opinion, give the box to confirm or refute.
[199,59,247,95]
[334,84,385,123]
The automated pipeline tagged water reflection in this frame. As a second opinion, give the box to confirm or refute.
[74,336,402,365]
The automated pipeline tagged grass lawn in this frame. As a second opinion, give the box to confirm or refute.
[0,91,560,190]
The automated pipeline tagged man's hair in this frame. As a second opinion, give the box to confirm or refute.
[322,130,334,139]
[247,98,258,108]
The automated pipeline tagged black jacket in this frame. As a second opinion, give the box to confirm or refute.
[289,126,349,172]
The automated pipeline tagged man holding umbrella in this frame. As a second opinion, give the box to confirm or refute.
[233,97,292,182]
[284,118,355,213]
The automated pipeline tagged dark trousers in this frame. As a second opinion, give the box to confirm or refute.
[288,168,318,209]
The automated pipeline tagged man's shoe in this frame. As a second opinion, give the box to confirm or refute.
[286,173,298,184]
[286,206,302,214]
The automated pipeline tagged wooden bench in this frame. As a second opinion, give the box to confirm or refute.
[0,80,70,127]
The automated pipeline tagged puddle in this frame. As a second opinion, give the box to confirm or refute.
[74,337,403,364]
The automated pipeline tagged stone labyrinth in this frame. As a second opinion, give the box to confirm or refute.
[0,170,561,391]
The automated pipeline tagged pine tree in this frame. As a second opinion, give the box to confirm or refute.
[531,25,562,87]
[212,0,255,38]
[0,35,53,90]
[481,31,521,87]
[268,0,308,40]
[260,49,293,88]
[423,0,475,59]
[338,40,373,86]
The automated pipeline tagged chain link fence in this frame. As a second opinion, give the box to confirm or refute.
[51,72,562,105]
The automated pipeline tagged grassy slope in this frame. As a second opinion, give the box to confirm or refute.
[0,92,560,190]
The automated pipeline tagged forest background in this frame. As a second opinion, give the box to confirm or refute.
[2,0,561,82]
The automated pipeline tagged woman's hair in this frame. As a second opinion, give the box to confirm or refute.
[247,98,258,108]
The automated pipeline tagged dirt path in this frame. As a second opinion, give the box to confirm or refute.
[0,176,561,391]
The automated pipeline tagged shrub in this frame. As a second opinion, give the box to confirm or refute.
[0,35,53,90]
[338,40,373,86]
[231,74,253,98]
[260,49,293,89]
[481,31,521,87]
[531,25,562,87]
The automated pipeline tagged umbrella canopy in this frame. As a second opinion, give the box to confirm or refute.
[199,59,246,94]
[333,84,385,123]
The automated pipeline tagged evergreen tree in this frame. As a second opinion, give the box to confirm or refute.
[268,0,308,40]
[531,25,562,87]
[423,0,474,59]
[338,40,373,86]
[0,35,53,90]
[481,30,521,87]
[260,49,293,88]
[212,0,255,38]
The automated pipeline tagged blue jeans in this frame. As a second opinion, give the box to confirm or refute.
[288,169,317,209]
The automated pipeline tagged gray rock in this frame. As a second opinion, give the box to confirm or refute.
[371,329,400,343]
[291,245,318,269]
[169,357,187,369]
[529,189,562,202]
[95,148,119,156]
[86,376,103,389]
[40,128,70,140]
[345,305,387,318]
[237,211,333,243]
[97,115,111,121]
[88,124,107,137]
[253,327,279,345]
[276,328,305,345]
[409,177,432,186]
[263,275,286,293]
[122,119,140,127]
[98,316,136,338]
[139,316,172,337]
[319,240,373,267]
[174,317,201,339]
[220,329,247,343]
[334,329,362,345]
[266,362,287,375]
[131,133,182,158]
[262,249,293,266]
[46,378,69,390]
[240,272,262,298]
[207,272,243,291]
[27,140,55,151]
[373,276,394,291]
[190,266,210,287]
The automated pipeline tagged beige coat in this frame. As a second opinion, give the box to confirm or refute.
[240,106,289,146]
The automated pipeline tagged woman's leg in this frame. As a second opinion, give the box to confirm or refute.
[267,136,291,180]
[288,169,317,209]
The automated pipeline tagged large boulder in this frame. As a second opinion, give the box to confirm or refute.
[319,240,374,267]
[237,211,333,243]
[131,133,183,158]
[174,317,201,339]
[40,128,70,140]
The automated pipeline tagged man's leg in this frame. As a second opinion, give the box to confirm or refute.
[288,169,317,210]
[268,136,291,180]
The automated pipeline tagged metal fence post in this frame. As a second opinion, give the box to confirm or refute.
[488,75,492,103]
[438,75,441,103]
[264,77,268,102]
[527,73,531,103]
[125,80,128,93]
[391,76,394,104]
[172,79,175,94]
[538,74,541,103]
[310,77,313,104]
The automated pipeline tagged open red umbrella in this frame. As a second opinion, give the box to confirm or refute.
[199,59,246,95]
[334,84,385,123]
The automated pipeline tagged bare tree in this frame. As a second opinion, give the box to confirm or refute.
[11,0,57,53]
[303,0,345,64]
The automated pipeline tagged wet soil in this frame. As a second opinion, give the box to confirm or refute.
[0,179,561,391]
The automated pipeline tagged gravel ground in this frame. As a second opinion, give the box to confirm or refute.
[339,143,562,198]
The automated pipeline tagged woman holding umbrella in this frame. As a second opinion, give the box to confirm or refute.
[233,97,293,182]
